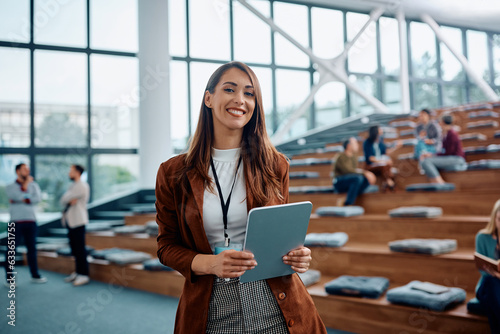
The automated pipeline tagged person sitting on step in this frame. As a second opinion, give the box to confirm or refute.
[475,199,500,334]
[363,125,401,192]
[414,108,442,165]
[420,114,466,184]
[333,137,376,206]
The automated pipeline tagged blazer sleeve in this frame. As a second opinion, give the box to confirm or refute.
[155,161,200,283]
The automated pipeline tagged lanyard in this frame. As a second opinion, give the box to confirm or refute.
[210,156,242,247]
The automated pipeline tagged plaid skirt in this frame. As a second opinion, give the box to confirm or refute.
[206,277,289,334]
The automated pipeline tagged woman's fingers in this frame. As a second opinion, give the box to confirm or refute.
[214,250,257,278]
[282,247,312,273]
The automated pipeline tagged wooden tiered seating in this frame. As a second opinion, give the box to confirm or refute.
[35,251,184,297]
[35,102,498,333]
[285,102,497,333]
[124,213,156,225]
[86,231,156,256]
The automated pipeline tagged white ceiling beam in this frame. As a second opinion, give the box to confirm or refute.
[421,14,499,102]
[396,9,411,112]
[237,0,390,143]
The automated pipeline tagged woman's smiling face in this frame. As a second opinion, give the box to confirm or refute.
[204,67,255,135]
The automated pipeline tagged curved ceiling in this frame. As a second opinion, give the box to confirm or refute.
[289,0,500,32]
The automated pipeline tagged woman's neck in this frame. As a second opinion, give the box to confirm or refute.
[213,131,243,150]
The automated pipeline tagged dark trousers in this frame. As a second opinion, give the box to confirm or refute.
[477,275,500,334]
[4,221,40,280]
[67,225,89,276]
[334,174,369,206]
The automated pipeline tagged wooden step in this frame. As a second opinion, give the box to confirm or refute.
[86,232,157,256]
[36,251,184,297]
[290,168,500,191]
[308,243,479,293]
[308,276,488,334]
[292,136,500,160]
[290,189,498,216]
[34,253,487,333]
[394,169,500,191]
[388,138,499,156]
[290,151,500,179]
[393,152,500,172]
[290,177,332,187]
[92,211,133,220]
[307,215,487,249]
[124,213,156,225]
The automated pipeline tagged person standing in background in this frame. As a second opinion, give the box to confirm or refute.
[60,164,90,287]
[4,163,47,284]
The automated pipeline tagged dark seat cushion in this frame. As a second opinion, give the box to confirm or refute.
[405,183,455,192]
[467,120,499,129]
[388,206,443,218]
[56,246,95,257]
[91,248,135,260]
[325,276,390,299]
[143,259,173,271]
[304,232,349,248]
[316,206,364,217]
[387,281,466,312]
[113,225,147,234]
[105,251,152,265]
[289,171,320,179]
[468,159,500,170]
[388,238,457,255]
[297,269,321,287]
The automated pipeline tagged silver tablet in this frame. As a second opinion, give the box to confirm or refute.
[240,201,312,284]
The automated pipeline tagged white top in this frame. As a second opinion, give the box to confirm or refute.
[203,148,247,252]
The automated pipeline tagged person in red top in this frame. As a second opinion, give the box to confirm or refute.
[420,114,466,183]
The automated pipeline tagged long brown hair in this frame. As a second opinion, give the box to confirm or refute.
[479,199,500,235]
[179,61,285,206]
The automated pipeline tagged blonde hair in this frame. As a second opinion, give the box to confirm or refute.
[479,199,500,235]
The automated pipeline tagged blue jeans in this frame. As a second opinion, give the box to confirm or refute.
[4,221,41,280]
[334,174,369,206]
[477,275,500,333]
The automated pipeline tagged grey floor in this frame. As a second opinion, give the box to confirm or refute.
[0,266,352,334]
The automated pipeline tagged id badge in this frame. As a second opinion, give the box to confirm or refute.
[214,242,242,255]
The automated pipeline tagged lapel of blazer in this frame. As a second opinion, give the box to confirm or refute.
[186,167,213,254]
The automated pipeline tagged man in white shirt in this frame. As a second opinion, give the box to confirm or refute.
[60,165,90,286]
[4,163,47,284]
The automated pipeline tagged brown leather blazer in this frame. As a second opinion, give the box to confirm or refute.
[155,153,327,333]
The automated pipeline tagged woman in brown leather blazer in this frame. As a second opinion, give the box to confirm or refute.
[155,61,327,333]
